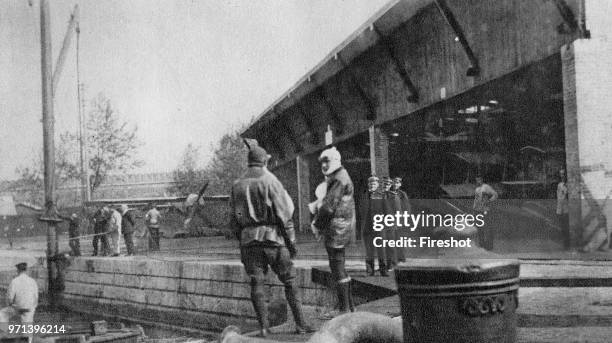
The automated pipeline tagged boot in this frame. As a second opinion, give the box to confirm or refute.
[365,259,375,276]
[285,285,314,334]
[251,292,269,337]
[337,282,351,313]
[348,282,356,312]
[320,282,351,320]
[379,259,389,277]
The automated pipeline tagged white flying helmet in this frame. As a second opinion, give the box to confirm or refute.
[319,146,341,162]
[319,147,342,176]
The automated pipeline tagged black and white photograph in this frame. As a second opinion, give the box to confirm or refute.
[1,0,612,342]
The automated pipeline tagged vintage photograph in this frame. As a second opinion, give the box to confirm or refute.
[1,0,612,342]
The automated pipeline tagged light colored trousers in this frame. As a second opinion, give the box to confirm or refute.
[0,306,35,330]
[109,229,122,255]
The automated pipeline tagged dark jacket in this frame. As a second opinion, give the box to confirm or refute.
[384,190,403,218]
[121,210,136,234]
[68,217,80,237]
[359,189,385,239]
[93,209,108,233]
[313,167,356,249]
[396,189,411,212]
[230,166,295,247]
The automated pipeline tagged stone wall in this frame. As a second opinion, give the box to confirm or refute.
[0,258,333,332]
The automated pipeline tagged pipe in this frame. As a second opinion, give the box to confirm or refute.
[219,313,403,343]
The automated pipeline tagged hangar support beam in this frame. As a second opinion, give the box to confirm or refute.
[434,0,480,76]
[274,107,303,153]
[337,54,377,121]
[314,86,344,135]
[295,102,319,145]
[373,26,419,103]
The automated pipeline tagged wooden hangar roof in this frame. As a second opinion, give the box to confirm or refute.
[242,0,433,138]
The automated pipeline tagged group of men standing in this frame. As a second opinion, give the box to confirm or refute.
[359,176,410,277]
[88,203,161,257]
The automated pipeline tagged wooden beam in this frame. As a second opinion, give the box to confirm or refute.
[263,120,286,160]
[295,102,320,144]
[273,107,303,153]
[53,5,79,94]
[434,0,480,76]
[373,26,419,103]
[337,54,377,120]
[314,87,343,134]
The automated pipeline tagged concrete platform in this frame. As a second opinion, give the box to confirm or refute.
[5,236,612,342]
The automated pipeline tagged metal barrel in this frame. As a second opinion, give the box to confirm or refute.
[395,258,520,343]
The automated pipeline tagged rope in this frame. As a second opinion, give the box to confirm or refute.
[65,230,112,241]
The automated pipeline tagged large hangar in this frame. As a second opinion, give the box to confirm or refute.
[242,0,612,252]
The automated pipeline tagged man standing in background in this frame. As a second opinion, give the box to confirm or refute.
[108,206,123,257]
[67,213,81,256]
[313,147,356,318]
[392,177,410,263]
[145,204,162,251]
[359,176,387,276]
[0,263,38,326]
[556,170,570,249]
[92,206,110,256]
[473,176,498,251]
[120,204,136,256]
[382,176,400,269]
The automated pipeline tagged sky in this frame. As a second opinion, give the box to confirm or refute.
[0,0,390,181]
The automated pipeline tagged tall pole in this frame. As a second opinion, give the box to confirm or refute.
[78,83,90,202]
[76,21,90,202]
[40,0,59,304]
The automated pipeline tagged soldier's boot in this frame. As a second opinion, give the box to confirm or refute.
[347,282,356,312]
[251,290,270,337]
[320,281,351,320]
[365,259,375,276]
[284,284,314,334]
[337,281,351,313]
[379,259,389,277]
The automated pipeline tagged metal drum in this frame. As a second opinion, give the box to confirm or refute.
[396,259,520,343]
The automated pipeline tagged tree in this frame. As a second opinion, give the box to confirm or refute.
[170,143,207,195]
[12,136,78,206]
[204,129,248,195]
[84,94,144,194]
[13,93,144,202]
[171,127,249,196]
[13,159,44,205]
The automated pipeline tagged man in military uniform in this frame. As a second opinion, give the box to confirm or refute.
[120,204,136,256]
[230,142,312,337]
[145,204,162,251]
[92,206,110,256]
[359,176,387,276]
[382,176,401,269]
[313,147,356,318]
[67,213,81,256]
[392,177,410,262]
